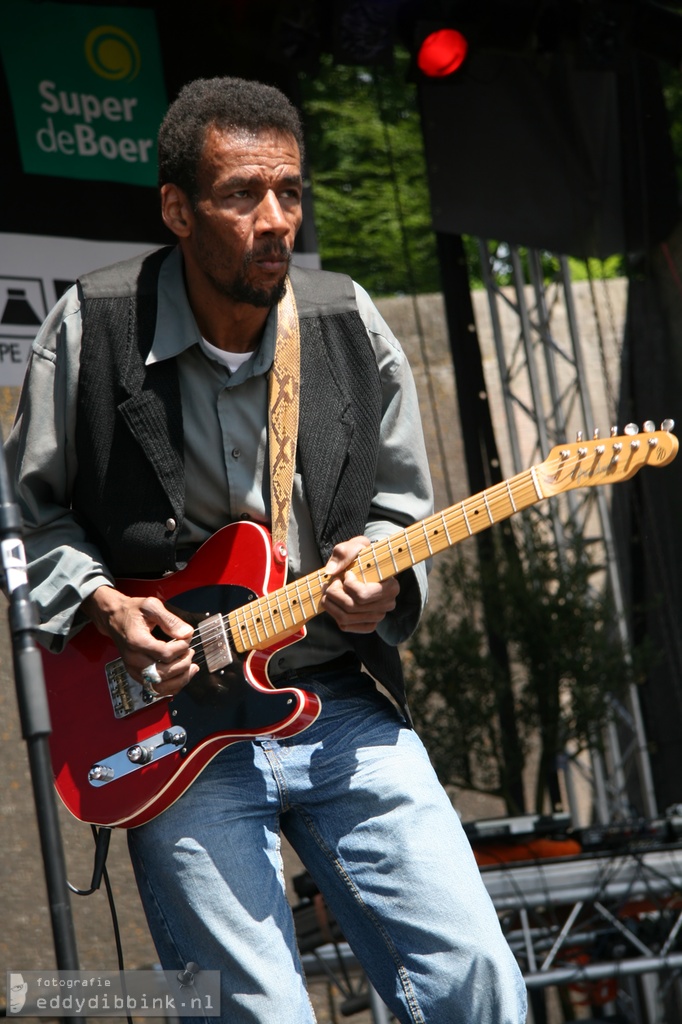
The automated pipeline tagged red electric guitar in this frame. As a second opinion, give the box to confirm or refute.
[43,425,678,828]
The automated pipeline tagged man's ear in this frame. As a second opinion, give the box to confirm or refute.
[161,183,193,238]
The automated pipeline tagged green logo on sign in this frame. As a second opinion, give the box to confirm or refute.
[1,1,166,186]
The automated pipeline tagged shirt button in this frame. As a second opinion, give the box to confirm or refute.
[240,513,251,520]
[231,448,241,459]
[165,518,177,531]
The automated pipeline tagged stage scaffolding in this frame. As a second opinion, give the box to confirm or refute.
[483,839,682,1023]
[473,240,658,827]
[455,241,682,1021]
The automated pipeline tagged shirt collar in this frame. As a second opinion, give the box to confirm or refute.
[146,245,278,374]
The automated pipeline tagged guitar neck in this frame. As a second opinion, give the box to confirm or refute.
[227,422,680,656]
[228,465,542,655]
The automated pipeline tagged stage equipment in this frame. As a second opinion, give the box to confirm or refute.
[418,47,677,258]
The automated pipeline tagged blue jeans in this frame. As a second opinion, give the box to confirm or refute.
[128,667,527,1024]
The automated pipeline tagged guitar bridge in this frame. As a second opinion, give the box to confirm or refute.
[106,658,161,719]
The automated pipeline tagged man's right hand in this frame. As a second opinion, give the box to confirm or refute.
[81,585,198,697]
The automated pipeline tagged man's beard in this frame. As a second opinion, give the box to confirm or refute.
[208,242,292,308]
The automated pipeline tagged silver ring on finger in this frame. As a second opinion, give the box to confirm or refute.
[142,662,162,697]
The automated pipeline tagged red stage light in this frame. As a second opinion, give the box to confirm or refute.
[417,28,469,77]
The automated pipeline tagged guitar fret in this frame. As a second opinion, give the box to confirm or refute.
[290,580,305,619]
[461,504,473,535]
[234,607,255,649]
[441,511,453,546]
[248,601,264,644]
[422,521,434,555]
[506,480,517,512]
[530,465,543,500]
[393,528,409,569]
[283,587,296,621]
[482,490,494,524]
[272,590,288,630]
[305,575,318,616]
[264,596,279,634]
[387,540,399,573]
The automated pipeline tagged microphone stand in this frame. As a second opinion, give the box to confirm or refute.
[0,427,82,1021]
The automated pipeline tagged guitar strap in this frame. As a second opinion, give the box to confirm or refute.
[268,275,300,564]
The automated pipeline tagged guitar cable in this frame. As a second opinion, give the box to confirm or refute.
[68,825,135,1024]
[68,825,112,897]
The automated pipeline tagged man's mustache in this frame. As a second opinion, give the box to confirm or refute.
[245,243,292,264]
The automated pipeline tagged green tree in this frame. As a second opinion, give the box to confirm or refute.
[298,51,442,296]
[406,517,642,816]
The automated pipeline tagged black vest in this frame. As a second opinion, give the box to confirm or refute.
[73,248,411,714]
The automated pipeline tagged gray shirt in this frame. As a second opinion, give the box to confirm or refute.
[5,248,434,671]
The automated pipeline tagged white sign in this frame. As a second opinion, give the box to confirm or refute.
[0,232,154,386]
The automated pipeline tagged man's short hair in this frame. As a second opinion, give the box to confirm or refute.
[158,76,305,203]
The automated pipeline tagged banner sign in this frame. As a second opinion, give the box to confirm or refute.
[0,1,166,187]
[0,233,154,388]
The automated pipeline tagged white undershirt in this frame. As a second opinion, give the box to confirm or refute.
[199,336,254,374]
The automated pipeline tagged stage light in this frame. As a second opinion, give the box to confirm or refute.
[417,28,469,77]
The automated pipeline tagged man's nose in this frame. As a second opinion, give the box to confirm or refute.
[255,190,290,234]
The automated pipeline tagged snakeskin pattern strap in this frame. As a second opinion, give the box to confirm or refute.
[268,275,300,556]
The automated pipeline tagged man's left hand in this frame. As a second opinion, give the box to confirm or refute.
[320,535,399,633]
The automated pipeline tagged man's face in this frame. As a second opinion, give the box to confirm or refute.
[9,974,27,1012]
[181,126,303,308]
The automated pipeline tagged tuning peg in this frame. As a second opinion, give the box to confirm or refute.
[624,423,639,435]
[643,420,656,432]
[610,426,618,437]
[593,428,600,439]
[662,418,675,431]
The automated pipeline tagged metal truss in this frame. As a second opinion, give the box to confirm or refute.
[475,239,657,824]
[482,843,682,1023]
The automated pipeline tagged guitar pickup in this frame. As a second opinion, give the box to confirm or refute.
[197,612,233,672]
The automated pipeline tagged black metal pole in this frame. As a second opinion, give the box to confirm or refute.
[0,425,82,1017]
[435,231,527,815]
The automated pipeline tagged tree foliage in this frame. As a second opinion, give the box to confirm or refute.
[298,52,442,296]
[405,517,647,816]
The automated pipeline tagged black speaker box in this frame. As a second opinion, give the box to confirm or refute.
[418,49,678,257]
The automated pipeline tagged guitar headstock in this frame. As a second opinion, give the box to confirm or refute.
[540,420,678,497]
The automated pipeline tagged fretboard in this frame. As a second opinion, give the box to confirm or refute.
[227,465,542,655]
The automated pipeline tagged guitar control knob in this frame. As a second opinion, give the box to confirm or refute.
[127,744,153,764]
[163,728,187,747]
